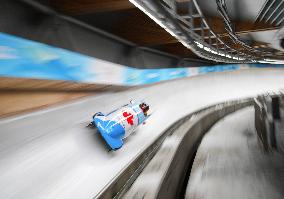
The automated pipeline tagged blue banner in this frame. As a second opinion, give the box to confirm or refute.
[0,32,283,86]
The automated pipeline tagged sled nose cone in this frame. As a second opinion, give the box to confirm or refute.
[93,114,125,150]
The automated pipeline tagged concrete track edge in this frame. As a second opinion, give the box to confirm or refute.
[155,100,252,199]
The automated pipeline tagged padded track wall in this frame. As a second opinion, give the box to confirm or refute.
[1,32,284,86]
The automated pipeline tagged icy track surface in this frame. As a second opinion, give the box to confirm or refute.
[186,107,284,199]
[0,68,284,199]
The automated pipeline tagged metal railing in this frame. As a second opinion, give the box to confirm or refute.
[256,0,284,26]
[130,0,282,63]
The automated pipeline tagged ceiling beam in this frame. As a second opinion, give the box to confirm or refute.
[50,0,136,15]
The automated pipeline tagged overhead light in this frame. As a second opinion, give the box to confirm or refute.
[259,59,284,64]
[204,46,211,52]
[194,41,204,48]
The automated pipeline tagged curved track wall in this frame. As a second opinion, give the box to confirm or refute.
[0,69,283,199]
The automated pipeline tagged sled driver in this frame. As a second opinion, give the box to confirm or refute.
[139,102,149,116]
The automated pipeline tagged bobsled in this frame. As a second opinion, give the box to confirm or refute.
[88,100,150,150]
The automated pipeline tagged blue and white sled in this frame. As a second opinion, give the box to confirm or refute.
[90,100,150,150]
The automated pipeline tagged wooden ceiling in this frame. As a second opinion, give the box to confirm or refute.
[49,0,136,14]
[47,0,279,61]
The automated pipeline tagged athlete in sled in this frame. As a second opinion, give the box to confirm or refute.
[88,100,150,150]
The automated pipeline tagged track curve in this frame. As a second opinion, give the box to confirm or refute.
[0,68,284,199]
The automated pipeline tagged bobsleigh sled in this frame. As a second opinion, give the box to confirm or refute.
[88,100,150,151]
